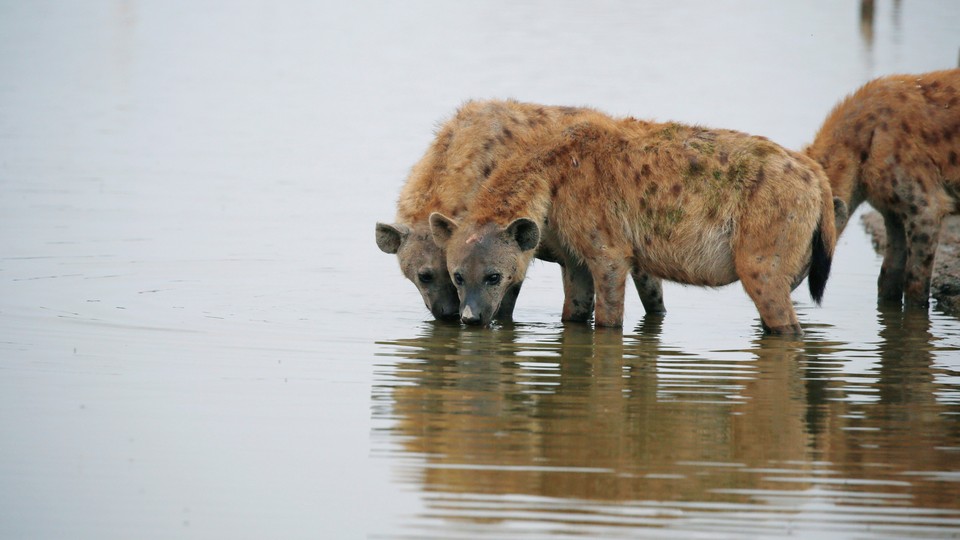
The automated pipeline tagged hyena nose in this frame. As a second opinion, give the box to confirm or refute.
[461,305,482,325]
[433,302,459,321]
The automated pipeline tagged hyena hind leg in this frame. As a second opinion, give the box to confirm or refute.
[902,212,943,310]
[632,269,666,315]
[878,212,908,305]
[739,270,803,335]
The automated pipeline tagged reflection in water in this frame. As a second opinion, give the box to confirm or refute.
[374,320,960,537]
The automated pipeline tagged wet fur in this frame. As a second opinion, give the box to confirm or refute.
[437,112,839,334]
[805,69,960,309]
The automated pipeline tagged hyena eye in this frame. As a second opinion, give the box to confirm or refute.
[484,273,502,285]
[417,271,434,284]
[453,272,464,286]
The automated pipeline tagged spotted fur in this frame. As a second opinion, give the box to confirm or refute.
[805,69,960,309]
[435,112,840,334]
[377,100,666,321]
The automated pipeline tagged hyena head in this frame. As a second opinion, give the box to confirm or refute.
[429,213,540,326]
[375,221,460,321]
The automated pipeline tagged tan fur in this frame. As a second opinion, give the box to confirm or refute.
[378,100,665,321]
[806,69,960,308]
[437,112,839,334]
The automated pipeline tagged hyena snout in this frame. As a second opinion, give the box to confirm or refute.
[459,294,490,326]
[430,298,460,321]
[426,283,460,321]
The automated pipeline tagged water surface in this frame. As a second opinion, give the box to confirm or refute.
[1,1,959,538]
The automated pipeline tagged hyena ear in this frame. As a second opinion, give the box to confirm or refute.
[375,222,410,254]
[429,213,458,249]
[832,197,849,229]
[506,218,540,252]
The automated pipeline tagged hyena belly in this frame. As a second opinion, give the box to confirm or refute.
[632,219,739,287]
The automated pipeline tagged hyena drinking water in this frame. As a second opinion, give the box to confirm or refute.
[805,69,960,309]
[376,100,665,321]
[432,112,842,334]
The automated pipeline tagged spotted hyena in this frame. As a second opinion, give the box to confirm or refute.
[805,69,960,309]
[376,100,665,321]
[431,112,842,334]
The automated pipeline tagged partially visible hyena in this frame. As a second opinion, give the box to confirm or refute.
[376,100,666,321]
[805,69,960,309]
[432,112,841,334]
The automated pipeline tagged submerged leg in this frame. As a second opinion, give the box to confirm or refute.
[878,212,908,305]
[494,282,523,321]
[561,261,595,322]
[585,257,630,328]
[902,211,942,310]
[632,269,666,315]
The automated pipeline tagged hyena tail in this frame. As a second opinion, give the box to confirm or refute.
[808,175,842,305]
[808,224,832,305]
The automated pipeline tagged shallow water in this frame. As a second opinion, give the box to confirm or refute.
[2,1,960,538]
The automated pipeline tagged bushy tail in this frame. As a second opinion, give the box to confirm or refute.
[808,173,844,305]
[809,224,832,304]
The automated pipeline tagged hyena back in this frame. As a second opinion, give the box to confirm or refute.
[805,69,960,309]
[433,113,841,334]
[377,100,665,321]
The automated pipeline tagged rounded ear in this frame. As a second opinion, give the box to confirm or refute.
[429,212,458,248]
[375,222,410,254]
[832,197,849,229]
[506,218,540,252]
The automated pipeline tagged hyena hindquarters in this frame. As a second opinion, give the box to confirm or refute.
[377,100,665,322]
[805,69,960,309]
[434,117,840,334]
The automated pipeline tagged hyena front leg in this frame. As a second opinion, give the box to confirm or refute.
[902,211,943,310]
[878,212,908,305]
[585,257,631,328]
[561,261,595,322]
[632,269,666,315]
[495,281,523,321]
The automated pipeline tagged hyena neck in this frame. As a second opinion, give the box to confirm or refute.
[469,149,558,227]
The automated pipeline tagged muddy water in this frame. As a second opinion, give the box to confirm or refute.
[2,1,960,538]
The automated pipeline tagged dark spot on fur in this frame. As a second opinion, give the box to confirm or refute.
[644,235,653,246]
[897,92,907,102]
[641,163,652,177]
[671,183,682,196]
[483,139,495,151]
[944,127,955,143]
[909,203,919,214]
[859,150,869,163]
[482,164,493,178]
[751,272,760,280]
[878,121,889,132]
[921,129,941,146]
[503,127,513,139]
[646,183,658,196]
[718,151,729,165]
[901,121,912,134]
[754,288,763,297]
[854,121,864,133]
[949,150,958,167]
[688,155,704,176]
[783,162,794,173]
